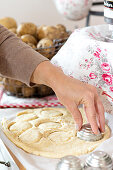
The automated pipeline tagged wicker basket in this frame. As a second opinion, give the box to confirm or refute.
[2,36,69,98]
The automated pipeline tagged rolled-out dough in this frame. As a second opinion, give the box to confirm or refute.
[2,107,110,158]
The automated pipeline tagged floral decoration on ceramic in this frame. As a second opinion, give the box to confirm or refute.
[53,0,93,20]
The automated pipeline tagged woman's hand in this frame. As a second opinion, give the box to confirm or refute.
[31,61,105,134]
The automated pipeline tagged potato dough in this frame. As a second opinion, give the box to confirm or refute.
[0,17,17,29]
[17,23,37,36]
[37,38,55,59]
[21,34,37,45]
[2,108,110,158]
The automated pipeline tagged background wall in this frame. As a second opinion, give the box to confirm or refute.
[0,0,104,30]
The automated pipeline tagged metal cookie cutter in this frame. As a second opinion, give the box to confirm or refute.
[56,155,82,170]
[77,123,103,141]
[85,151,113,170]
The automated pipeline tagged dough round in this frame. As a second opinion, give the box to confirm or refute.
[2,108,110,158]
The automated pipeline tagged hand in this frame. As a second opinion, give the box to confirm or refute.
[31,61,105,134]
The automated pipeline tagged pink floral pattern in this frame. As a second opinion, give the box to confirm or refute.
[89,73,97,79]
[110,87,113,92]
[54,0,92,20]
[51,24,113,113]
[97,48,101,52]
[101,63,110,71]
[102,74,112,85]
[94,51,100,59]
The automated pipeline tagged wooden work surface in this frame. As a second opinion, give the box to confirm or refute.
[7,146,26,170]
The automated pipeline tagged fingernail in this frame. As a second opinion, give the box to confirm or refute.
[75,124,79,131]
[96,119,100,128]
[98,129,100,134]
[94,129,100,135]
[102,126,105,133]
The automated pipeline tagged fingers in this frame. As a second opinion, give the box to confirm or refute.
[66,102,83,130]
[84,93,99,134]
[95,96,105,132]
[84,86,105,134]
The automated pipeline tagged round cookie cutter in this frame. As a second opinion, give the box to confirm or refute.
[85,151,113,170]
[56,155,82,170]
[77,123,103,141]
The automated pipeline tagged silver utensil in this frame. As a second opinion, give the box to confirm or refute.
[85,151,113,170]
[77,123,103,141]
[56,155,82,170]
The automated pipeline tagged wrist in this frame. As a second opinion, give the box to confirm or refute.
[31,61,65,89]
